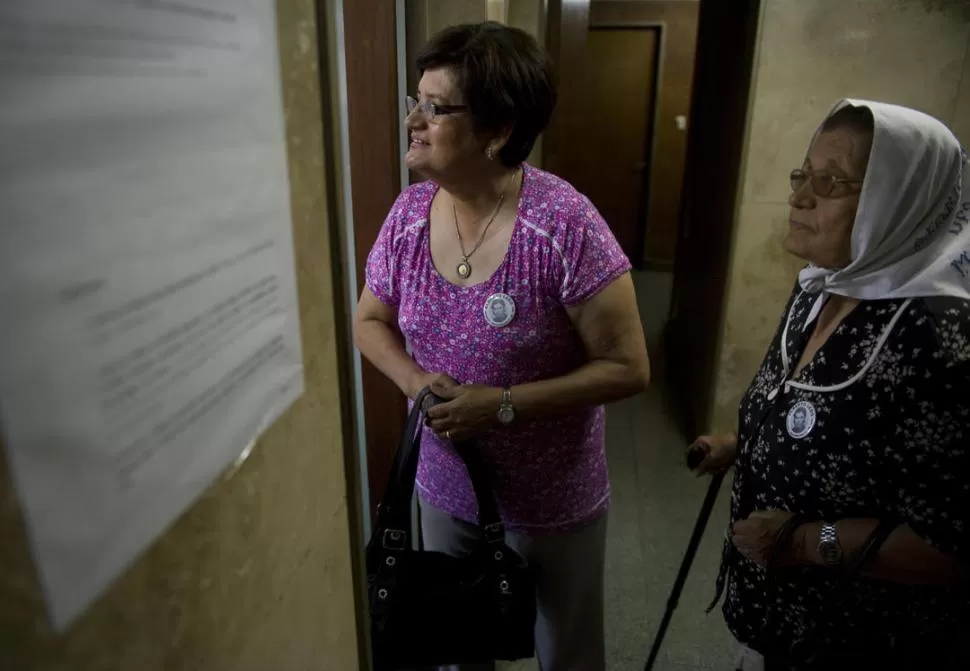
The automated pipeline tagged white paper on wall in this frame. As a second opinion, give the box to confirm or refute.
[0,0,304,629]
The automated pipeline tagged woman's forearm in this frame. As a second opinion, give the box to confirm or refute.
[353,318,425,399]
[791,520,969,585]
[511,357,649,422]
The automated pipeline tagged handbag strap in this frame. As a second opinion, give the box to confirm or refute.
[375,387,507,548]
[451,440,505,543]
[374,388,433,538]
[388,388,434,510]
[842,517,899,580]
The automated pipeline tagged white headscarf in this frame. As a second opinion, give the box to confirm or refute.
[798,99,970,319]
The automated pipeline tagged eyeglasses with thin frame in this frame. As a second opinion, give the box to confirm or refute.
[789,169,864,197]
[406,96,467,121]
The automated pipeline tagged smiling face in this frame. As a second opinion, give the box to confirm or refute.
[405,67,491,180]
[785,127,872,268]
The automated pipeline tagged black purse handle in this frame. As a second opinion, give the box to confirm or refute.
[375,387,505,550]
[842,517,899,580]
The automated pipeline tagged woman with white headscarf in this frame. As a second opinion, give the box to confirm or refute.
[691,100,970,669]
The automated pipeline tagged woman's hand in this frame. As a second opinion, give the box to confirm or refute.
[731,510,796,567]
[426,384,503,442]
[409,371,458,401]
[688,433,738,476]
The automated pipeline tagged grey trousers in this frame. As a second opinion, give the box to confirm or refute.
[419,499,608,671]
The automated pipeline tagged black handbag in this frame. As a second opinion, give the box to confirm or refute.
[366,387,537,670]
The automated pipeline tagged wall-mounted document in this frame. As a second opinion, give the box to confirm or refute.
[0,0,304,629]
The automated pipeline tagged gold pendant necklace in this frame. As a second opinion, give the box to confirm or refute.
[454,169,518,280]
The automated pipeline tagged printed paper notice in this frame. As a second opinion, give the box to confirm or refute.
[0,0,304,629]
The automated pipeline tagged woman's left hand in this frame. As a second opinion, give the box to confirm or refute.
[426,384,503,442]
[731,510,797,567]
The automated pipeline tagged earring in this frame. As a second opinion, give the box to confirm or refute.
[487,147,496,161]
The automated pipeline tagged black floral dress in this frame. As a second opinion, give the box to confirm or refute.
[716,284,970,669]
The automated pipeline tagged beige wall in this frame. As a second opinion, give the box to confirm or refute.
[0,2,361,669]
[711,0,970,432]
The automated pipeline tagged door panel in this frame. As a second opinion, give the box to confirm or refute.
[562,28,658,263]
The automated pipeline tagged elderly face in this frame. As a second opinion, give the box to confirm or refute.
[405,68,490,178]
[785,127,871,268]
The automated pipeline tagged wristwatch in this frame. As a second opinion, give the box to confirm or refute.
[497,388,515,425]
[818,522,844,566]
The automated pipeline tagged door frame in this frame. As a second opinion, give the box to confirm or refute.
[584,20,663,271]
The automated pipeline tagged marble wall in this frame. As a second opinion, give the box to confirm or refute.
[0,1,361,669]
[711,0,970,431]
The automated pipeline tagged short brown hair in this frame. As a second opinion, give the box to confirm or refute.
[416,22,557,167]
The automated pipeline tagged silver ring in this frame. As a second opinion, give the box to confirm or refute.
[445,430,452,440]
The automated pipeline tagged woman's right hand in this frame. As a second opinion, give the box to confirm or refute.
[688,433,738,476]
[409,372,458,401]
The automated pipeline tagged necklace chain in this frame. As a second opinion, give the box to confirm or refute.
[453,169,518,277]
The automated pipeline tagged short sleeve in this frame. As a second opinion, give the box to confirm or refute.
[557,196,632,307]
[889,323,970,562]
[365,193,408,308]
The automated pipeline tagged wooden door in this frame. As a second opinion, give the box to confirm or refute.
[560,27,658,263]
[343,0,408,524]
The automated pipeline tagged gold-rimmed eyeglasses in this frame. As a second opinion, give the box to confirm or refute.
[790,169,864,197]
